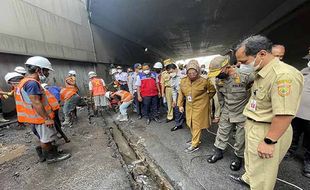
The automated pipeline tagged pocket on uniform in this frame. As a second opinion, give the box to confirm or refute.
[255,90,266,100]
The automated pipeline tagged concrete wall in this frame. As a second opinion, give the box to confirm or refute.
[0,0,96,62]
[91,24,161,66]
[0,52,109,114]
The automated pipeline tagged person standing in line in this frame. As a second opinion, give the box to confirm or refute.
[166,63,184,131]
[128,63,143,119]
[136,63,161,125]
[207,55,254,171]
[115,66,129,91]
[231,35,304,189]
[178,60,216,153]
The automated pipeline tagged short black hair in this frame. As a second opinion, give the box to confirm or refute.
[143,63,150,67]
[165,63,177,71]
[25,64,39,74]
[236,35,273,56]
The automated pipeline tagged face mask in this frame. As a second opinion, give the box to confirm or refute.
[249,57,262,71]
[216,72,229,79]
[307,60,310,68]
[39,70,49,83]
[143,70,150,74]
[117,69,122,73]
[240,64,254,74]
[201,68,205,71]
[169,72,177,78]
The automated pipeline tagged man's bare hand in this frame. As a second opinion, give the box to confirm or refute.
[257,141,275,159]
[138,96,143,102]
[179,106,184,113]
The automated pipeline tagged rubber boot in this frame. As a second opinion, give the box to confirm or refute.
[119,114,128,122]
[207,147,223,163]
[230,156,243,171]
[42,148,71,164]
[0,113,9,123]
[35,146,46,162]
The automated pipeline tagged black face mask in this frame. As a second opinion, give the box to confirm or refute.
[155,69,161,74]
[216,72,229,79]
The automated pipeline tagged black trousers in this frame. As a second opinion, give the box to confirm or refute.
[290,117,310,160]
[134,92,142,116]
[174,106,185,127]
[142,96,158,119]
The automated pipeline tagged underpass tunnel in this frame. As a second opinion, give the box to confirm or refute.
[263,1,310,69]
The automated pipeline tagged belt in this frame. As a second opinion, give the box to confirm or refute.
[247,117,271,124]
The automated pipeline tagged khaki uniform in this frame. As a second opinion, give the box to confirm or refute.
[178,76,216,147]
[209,77,221,118]
[242,58,304,190]
[161,71,173,120]
[214,69,254,157]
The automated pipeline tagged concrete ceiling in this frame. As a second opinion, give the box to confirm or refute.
[88,0,307,60]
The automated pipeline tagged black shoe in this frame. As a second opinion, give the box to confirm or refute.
[35,146,46,162]
[166,119,173,123]
[207,148,223,163]
[303,160,310,178]
[153,117,161,123]
[171,125,183,131]
[146,119,151,125]
[230,156,243,171]
[229,174,250,188]
[43,149,71,164]
[138,115,143,120]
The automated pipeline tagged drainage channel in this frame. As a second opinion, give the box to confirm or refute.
[100,113,174,190]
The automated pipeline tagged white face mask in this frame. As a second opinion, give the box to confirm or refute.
[249,57,262,71]
[143,70,150,74]
[307,60,310,68]
[239,64,254,74]
[201,68,205,71]
[39,70,49,83]
[169,72,177,78]
[117,69,122,73]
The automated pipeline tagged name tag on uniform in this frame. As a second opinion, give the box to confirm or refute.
[187,95,192,102]
[249,99,257,111]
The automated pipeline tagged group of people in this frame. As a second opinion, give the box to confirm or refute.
[0,34,309,190]
[109,35,309,189]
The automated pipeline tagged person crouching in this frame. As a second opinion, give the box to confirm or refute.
[105,90,133,121]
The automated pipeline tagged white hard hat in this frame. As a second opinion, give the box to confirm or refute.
[25,56,54,71]
[68,70,76,75]
[14,66,27,74]
[111,68,117,75]
[4,72,23,83]
[105,91,111,99]
[88,71,97,78]
[153,62,163,69]
[41,83,48,89]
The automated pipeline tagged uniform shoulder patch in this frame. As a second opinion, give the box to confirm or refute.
[277,79,292,97]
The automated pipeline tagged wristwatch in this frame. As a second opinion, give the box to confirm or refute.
[264,137,277,144]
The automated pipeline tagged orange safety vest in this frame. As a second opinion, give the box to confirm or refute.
[91,77,106,96]
[114,90,133,103]
[60,86,78,101]
[15,78,54,124]
[45,90,60,111]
